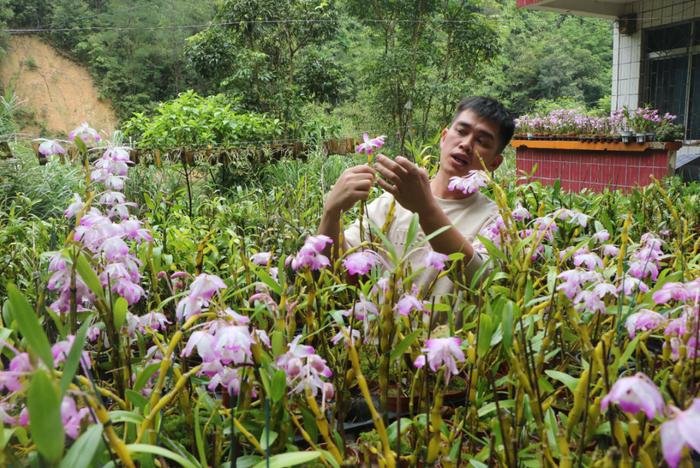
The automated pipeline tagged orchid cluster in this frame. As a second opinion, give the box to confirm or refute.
[448,170,489,195]
[182,305,270,396]
[48,124,151,312]
[602,373,700,467]
[414,337,466,383]
[276,336,334,401]
[290,234,332,272]
[516,110,610,136]
[516,107,677,137]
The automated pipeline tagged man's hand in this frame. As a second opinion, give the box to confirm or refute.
[374,154,436,216]
[325,165,376,214]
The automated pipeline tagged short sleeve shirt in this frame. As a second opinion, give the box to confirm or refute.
[343,191,499,296]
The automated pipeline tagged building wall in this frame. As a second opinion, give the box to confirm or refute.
[612,0,700,171]
[612,0,699,110]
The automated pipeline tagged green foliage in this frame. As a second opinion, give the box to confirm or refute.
[344,0,501,147]
[476,3,612,116]
[185,0,339,127]
[122,90,281,149]
[0,143,82,218]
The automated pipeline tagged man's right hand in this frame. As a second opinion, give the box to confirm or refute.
[324,165,376,214]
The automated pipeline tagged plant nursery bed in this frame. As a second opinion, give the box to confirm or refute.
[512,139,683,192]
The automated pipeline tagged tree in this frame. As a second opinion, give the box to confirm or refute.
[345,0,501,148]
[185,0,339,129]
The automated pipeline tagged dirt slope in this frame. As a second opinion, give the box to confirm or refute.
[0,35,117,136]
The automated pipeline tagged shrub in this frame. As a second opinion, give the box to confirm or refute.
[122,90,282,149]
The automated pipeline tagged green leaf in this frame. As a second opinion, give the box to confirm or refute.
[6,283,53,368]
[60,318,92,397]
[386,418,412,442]
[270,369,287,403]
[475,234,506,262]
[616,335,640,372]
[126,444,199,468]
[125,390,148,411]
[252,451,321,468]
[112,297,128,330]
[254,268,282,296]
[0,426,17,450]
[59,423,103,468]
[477,314,493,358]
[402,213,420,256]
[259,428,278,451]
[134,362,161,393]
[544,370,578,394]
[390,330,421,361]
[501,301,514,351]
[270,330,285,357]
[73,136,87,155]
[75,254,105,301]
[319,450,341,468]
[109,410,145,426]
[369,221,398,264]
[28,370,64,463]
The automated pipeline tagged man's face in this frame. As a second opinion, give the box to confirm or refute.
[438,109,503,178]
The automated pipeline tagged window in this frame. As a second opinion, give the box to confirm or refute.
[642,21,700,139]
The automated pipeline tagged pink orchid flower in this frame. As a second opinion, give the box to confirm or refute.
[601,372,665,419]
[38,139,66,156]
[447,170,489,195]
[343,250,380,275]
[425,251,449,270]
[414,337,466,378]
[661,399,700,467]
[625,309,666,338]
[356,133,386,155]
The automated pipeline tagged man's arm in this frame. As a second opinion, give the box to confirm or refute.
[317,165,375,259]
[373,154,475,262]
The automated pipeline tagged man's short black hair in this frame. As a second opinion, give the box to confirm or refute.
[453,96,515,153]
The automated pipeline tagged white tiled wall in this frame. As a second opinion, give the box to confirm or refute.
[611,0,698,111]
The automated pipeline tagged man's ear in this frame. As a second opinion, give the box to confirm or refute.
[489,154,504,171]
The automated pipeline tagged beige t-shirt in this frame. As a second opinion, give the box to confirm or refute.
[344,191,499,296]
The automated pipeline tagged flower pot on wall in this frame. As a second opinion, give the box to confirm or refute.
[635,133,646,144]
[620,131,632,144]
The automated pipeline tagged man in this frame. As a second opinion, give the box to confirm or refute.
[317,96,515,295]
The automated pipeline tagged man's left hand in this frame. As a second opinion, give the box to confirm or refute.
[374,154,436,216]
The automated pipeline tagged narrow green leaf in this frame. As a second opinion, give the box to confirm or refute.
[134,363,161,393]
[252,451,321,468]
[112,297,128,330]
[126,444,199,468]
[110,410,145,426]
[60,318,92,397]
[73,136,88,155]
[477,314,493,358]
[270,330,285,357]
[369,222,397,264]
[7,283,53,368]
[0,426,17,450]
[254,268,282,296]
[390,330,421,361]
[28,370,64,463]
[75,254,105,300]
[259,428,278,451]
[270,370,287,403]
[544,370,579,394]
[402,213,420,256]
[501,302,514,351]
[125,390,148,411]
[59,423,103,468]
